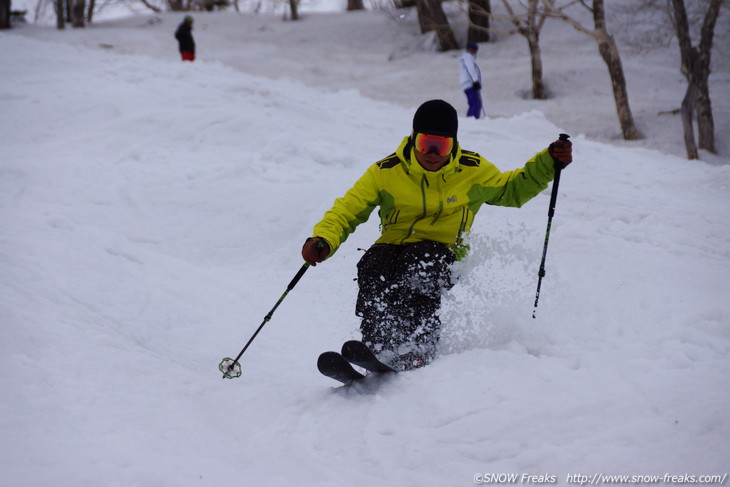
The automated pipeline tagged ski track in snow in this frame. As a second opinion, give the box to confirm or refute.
[2,10,730,487]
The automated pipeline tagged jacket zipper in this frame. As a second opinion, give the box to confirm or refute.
[401,174,429,244]
[430,173,446,225]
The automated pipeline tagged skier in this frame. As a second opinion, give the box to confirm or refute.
[302,100,572,371]
[459,42,483,118]
[175,15,195,62]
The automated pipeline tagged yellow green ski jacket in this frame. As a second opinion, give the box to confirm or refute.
[313,136,556,259]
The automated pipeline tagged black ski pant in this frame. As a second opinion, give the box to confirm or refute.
[355,241,455,370]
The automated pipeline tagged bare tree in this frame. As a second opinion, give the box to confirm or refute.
[137,0,162,13]
[545,0,641,140]
[502,0,548,99]
[0,0,10,29]
[416,0,459,50]
[670,0,722,159]
[54,0,65,28]
[288,0,298,20]
[468,0,491,43]
[347,0,364,11]
[70,0,85,26]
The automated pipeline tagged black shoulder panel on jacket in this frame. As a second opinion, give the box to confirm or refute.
[459,151,481,167]
[376,153,402,169]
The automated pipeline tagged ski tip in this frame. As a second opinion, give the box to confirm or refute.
[317,351,366,384]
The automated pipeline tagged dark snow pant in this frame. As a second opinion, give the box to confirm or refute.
[356,241,455,371]
[465,87,483,119]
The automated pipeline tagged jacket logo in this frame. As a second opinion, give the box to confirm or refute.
[447,195,457,203]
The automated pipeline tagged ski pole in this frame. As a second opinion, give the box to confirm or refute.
[532,133,570,319]
[219,262,312,379]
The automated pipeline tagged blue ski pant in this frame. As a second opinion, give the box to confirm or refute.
[465,87,483,119]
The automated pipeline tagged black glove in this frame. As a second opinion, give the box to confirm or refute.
[548,138,572,166]
[302,237,330,266]
[472,82,481,90]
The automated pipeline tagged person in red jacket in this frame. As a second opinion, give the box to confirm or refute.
[303,100,572,371]
[175,16,195,62]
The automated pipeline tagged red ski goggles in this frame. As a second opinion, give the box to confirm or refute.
[414,133,454,156]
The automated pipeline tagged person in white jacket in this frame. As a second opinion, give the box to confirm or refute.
[459,42,483,119]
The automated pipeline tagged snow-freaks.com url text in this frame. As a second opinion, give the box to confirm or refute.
[473,473,728,485]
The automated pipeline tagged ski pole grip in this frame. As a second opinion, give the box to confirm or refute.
[554,133,571,171]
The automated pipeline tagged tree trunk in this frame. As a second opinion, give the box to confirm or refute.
[468,0,490,44]
[0,0,10,29]
[347,0,364,11]
[593,0,640,140]
[527,31,546,99]
[416,0,458,51]
[671,0,721,157]
[695,0,721,153]
[55,0,65,29]
[70,0,85,27]
[415,0,430,32]
[86,0,94,23]
[502,0,546,99]
[596,32,640,140]
[680,77,699,160]
[288,0,298,20]
[696,79,714,153]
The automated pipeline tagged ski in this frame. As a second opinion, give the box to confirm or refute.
[318,341,397,385]
[317,351,365,384]
[341,340,396,374]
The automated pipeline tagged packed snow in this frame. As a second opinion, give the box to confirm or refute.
[1,4,729,486]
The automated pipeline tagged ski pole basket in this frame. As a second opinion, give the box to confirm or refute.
[219,357,242,379]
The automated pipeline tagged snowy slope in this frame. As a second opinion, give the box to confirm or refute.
[2,10,730,487]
